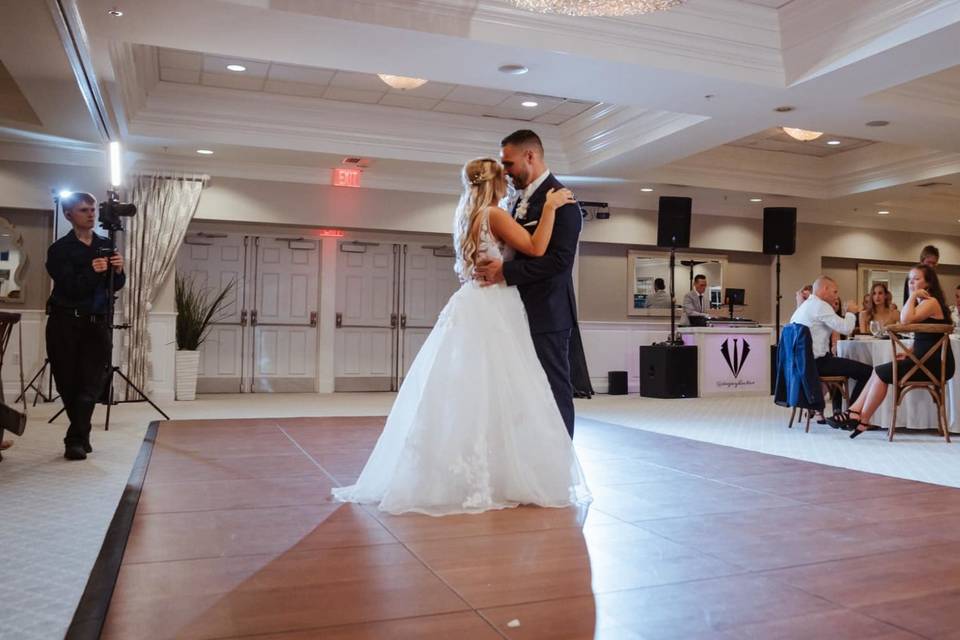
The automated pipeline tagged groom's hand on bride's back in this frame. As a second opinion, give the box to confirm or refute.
[475,257,504,286]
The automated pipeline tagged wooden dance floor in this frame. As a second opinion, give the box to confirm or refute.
[95,415,960,639]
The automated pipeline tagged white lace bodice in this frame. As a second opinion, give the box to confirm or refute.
[477,209,515,265]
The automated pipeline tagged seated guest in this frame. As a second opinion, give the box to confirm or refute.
[682,274,711,325]
[951,284,960,327]
[791,276,870,421]
[848,264,955,438]
[647,277,672,308]
[903,245,939,304]
[795,284,813,308]
[860,282,900,334]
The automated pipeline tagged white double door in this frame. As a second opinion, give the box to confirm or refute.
[334,241,458,391]
[177,233,319,393]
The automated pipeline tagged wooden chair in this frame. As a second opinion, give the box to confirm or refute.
[788,376,849,432]
[0,312,26,461]
[885,323,953,442]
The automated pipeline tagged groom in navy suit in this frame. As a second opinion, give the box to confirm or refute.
[475,129,582,438]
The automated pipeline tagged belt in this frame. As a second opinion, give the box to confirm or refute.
[48,307,108,322]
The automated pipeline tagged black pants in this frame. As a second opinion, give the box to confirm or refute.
[815,354,872,414]
[532,329,575,438]
[46,313,111,448]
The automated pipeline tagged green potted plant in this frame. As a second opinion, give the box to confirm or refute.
[174,274,234,400]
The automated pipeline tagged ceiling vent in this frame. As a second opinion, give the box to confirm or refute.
[342,157,371,168]
[916,181,952,188]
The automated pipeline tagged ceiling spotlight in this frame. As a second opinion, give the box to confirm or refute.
[196,149,214,155]
[521,100,538,108]
[58,190,73,198]
[498,64,529,75]
[377,74,428,90]
[750,197,763,202]
[226,64,247,72]
[877,210,890,215]
[107,8,123,17]
[866,120,890,127]
[782,127,823,141]
[826,140,841,145]
[641,187,654,192]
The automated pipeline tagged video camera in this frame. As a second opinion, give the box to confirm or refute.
[98,189,137,231]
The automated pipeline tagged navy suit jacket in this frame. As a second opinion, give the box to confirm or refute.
[774,323,825,411]
[502,173,582,334]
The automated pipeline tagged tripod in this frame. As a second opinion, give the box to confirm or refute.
[15,358,57,406]
[48,203,169,430]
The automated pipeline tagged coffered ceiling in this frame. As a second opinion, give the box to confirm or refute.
[1,0,960,233]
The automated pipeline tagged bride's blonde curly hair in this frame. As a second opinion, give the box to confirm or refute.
[454,157,507,281]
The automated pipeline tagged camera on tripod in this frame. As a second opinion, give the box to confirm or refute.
[98,190,137,231]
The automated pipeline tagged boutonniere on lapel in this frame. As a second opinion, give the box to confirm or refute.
[515,199,529,221]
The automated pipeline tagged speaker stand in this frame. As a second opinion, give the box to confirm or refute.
[668,246,683,345]
[775,253,782,344]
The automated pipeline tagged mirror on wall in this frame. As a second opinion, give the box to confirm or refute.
[626,250,725,317]
[857,263,910,306]
[0,217,25,303]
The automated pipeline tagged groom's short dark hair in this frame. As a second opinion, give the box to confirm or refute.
[501,129,544,155]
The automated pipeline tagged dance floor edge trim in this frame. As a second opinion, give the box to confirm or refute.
[65,420,159,640]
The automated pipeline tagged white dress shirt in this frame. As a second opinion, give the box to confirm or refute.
[511,169,551,219]
[789,294,856,359]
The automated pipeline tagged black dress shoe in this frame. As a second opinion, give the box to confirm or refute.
[64,445,87,460]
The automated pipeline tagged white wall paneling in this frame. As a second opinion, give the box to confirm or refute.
[580,321,672,394]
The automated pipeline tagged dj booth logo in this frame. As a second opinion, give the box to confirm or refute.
[720,338,751,378]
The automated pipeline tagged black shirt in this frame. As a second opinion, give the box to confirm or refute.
[46,230,126,315]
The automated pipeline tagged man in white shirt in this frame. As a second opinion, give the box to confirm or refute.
[681,274,711,325]
[790,275,871,420]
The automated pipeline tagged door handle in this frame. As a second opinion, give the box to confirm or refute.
[240,310,247,327]
[250,310,258,326]
[336,312,342,328]
[310,311,318,327]
[390,312,398,329]
[400,314,407,329]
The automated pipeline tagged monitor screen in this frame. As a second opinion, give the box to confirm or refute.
[725,288,745,305]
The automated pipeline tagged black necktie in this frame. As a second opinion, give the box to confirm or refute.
[699,294,703,312]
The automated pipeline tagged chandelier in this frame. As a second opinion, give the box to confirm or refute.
[377,74,428,90]
[508,0,685,17]
[781,127,823,142]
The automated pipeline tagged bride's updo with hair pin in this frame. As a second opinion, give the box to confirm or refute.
[454,158,507,281]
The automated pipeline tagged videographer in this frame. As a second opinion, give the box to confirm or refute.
[46,192,125,460]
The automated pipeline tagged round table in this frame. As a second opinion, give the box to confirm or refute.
[836,335,960,433]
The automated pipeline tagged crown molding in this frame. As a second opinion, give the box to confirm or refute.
[781,0,960,85]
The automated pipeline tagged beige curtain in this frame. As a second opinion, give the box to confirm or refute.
[121,173,207,399]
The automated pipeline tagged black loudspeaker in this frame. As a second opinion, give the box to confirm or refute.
[639,345,698,398]
[762,207,797,255]
[608,371,628,395]
[657,196,692,248]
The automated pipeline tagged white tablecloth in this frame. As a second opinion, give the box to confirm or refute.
[836,336,960,432]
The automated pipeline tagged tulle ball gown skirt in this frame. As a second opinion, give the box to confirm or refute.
[332,281,591,516]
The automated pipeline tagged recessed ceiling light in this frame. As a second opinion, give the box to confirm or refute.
[226,64,246,72]
[750,197,763,202]
[498,64,529,75]
[521,100,538,108]
[877,210,890,215]
[641,187,654,192]
[107,8,123,17]
[196,149,214,155]
[866,120,890,127]
[826,140,841,145]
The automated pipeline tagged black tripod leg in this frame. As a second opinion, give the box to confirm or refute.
[17,360,50,404]
[104,381,113,431]
[113,368,170,420]
[48,406,66,424]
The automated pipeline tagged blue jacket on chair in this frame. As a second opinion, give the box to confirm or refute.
[774,323,825,411]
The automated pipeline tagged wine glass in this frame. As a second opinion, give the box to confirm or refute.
[869,320,882,338]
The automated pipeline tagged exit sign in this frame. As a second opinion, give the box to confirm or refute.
[332,167,362,187]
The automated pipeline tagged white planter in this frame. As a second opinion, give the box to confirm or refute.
[175,350,201,400]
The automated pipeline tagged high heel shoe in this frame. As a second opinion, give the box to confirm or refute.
[849,421,880,439]
[827,409,861,431]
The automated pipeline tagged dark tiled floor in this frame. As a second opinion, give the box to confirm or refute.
[102,415,960,639]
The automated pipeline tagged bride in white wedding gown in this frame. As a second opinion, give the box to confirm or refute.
[332,158,590,516]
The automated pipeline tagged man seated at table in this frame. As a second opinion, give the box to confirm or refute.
[790,275,870,425]
[682,274,713,325]
[647,277,672,309]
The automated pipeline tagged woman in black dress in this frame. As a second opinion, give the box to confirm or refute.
[846,263,955,438]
